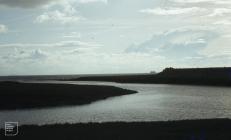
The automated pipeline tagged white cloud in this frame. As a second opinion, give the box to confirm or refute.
[57,40,103,48]
[0,24,8,33]
[35,10,82,24]
[125,27,217,59]
[43,0,108,9]
[29,49,48,59]
[171,0,231,4]
[0,40,102,49]
[138,0,231,61]
[35,0,85,24]
[208,8,231,17]
[0,45,166,75]
[200,35,231,57]
[140,7,207,16]
[1,0,231,75]
[78,0,108,4]
[0,51,166,75]
[1,48,47,61]
[63,32,82,39]
[171,0,212,3]
[213,20,231,25]
[0,40,104,75]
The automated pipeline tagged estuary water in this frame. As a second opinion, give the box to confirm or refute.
[1,81,231,128]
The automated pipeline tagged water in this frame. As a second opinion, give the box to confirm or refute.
[1,81,231,128]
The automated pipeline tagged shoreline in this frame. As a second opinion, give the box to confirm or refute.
[1,119,231,140]
[0,81,137,110]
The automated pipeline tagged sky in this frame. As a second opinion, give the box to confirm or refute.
[0,0,231,75]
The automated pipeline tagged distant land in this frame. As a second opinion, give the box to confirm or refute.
[0,73,149,81]
[0,81,137,110]
[69,67,231,86]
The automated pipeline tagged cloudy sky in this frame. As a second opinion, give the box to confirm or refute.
[0,0,231,75]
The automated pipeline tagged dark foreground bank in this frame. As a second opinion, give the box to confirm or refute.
[71,67,231,86]
[0,81,137,110]
[1,119,231,140]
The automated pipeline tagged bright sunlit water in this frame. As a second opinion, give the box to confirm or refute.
[1,81,231,128]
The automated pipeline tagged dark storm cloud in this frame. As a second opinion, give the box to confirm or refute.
[0,0,57,8]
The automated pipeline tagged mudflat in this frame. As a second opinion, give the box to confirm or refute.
[0,81,137,110]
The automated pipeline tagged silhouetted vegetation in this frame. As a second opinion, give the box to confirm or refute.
[0,81,137,110]
[71,67,231,86]
[1,119,231,140]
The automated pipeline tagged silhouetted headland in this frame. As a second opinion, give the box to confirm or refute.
[0,81,137,110]
[1,119,231,140]
[71,67,231,86]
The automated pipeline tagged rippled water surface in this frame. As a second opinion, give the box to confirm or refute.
[1,81,231,128]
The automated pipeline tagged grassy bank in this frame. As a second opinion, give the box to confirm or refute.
[1,119,231,140]
[0,81,137,110]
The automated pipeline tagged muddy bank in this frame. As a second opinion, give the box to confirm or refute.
[1,119,231,140]
[0,81,137,110]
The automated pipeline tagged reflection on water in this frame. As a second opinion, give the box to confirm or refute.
[1,81,231,128]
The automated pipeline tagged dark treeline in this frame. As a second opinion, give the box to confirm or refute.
[0,81,136,110]
[72,67,231,86]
